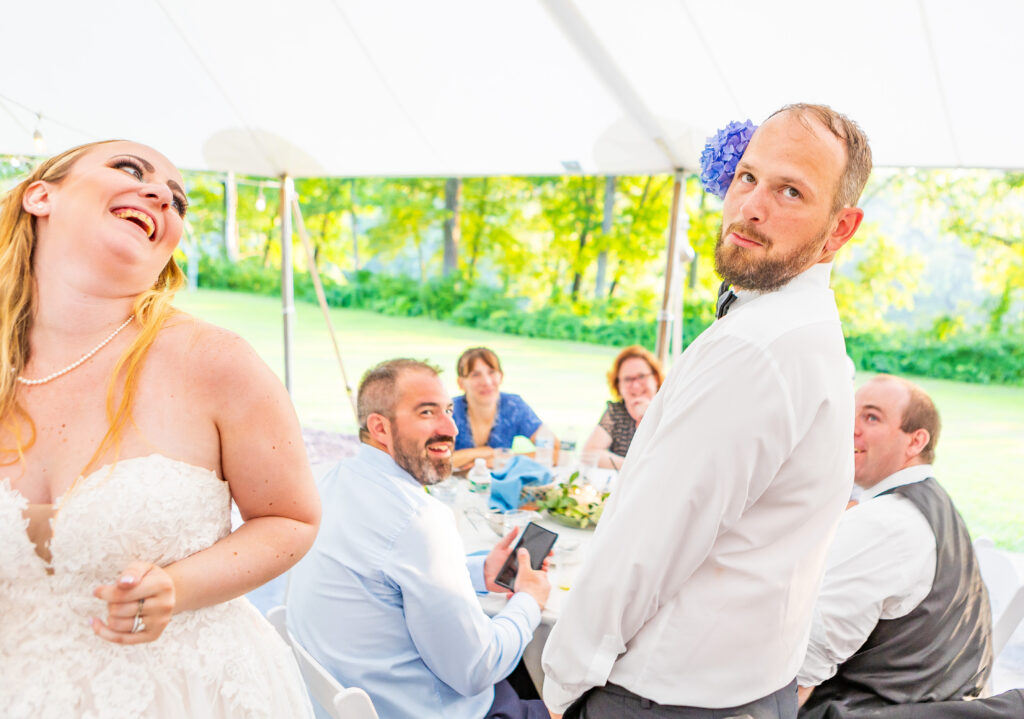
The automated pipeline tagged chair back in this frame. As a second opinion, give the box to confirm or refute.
[973,538,1024,657]
[267,605,380,719]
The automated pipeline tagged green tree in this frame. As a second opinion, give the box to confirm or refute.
[294,177,364,275]
[364,178,447,281]
[537,176,605,301]
[833,226,925,335]
[913,170,1024,333]
[181,172,225,251]
[602,175,673,301]
[459,176,533,287]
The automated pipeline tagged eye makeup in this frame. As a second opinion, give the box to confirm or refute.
[107,154,189,217]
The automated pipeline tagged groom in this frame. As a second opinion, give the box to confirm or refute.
[541,104,872,719]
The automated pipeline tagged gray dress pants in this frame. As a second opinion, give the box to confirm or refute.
[565,680,798,719]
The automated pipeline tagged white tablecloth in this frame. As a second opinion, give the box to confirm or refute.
[450,469,614,693]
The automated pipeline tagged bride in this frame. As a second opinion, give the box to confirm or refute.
[0,140,320,718]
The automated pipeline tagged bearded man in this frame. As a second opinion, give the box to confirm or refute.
[541,104,871,719]
[288,359,552,719]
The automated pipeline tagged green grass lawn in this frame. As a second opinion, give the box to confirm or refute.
[176,288,1024,551]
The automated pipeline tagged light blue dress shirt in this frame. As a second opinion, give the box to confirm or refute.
[287,444,541,719]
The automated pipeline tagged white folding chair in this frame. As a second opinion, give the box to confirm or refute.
[993,584,1024,658]
[267,606,379,719]
[975,538,1022,623]
[973,537,1024,697]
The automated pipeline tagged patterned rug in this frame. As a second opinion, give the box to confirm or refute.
[302,427,360,466]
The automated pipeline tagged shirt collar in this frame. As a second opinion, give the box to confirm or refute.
[729,262,833,314]
[356,442,423,490]
[861,464,934,501]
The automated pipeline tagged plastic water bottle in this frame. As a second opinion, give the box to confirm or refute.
[534,427,555,468]
[467,458,491,493]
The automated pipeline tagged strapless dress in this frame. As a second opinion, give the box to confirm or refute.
[0,454,313,719]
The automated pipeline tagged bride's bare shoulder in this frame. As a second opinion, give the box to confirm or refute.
[155,312,276,389]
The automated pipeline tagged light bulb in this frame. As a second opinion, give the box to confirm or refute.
[32,114,45,154]
[255,186,266,212]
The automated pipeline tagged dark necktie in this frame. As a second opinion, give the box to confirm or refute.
[716,280,737,319]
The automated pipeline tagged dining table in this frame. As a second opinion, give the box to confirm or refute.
[444,465,617,694]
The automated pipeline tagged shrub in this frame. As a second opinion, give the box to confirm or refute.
[846,332,1024,386]
[181,257,1022,385]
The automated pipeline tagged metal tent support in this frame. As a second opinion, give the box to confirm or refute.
[291,195,360,424]
[279,174,295,394]
[655,171,686,365]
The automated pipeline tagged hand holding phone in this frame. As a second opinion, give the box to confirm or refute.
[495,522,557,606]
[511,548,552,609]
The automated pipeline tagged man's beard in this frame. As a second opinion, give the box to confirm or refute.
[393,432,455,486]
[714,220,828,292]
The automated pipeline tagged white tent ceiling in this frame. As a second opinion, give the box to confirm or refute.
[2,0,1023,178]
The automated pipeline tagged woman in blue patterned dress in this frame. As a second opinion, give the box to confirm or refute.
[450,347,556,470]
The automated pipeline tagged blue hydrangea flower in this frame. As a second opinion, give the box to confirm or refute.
[699,119,757,199]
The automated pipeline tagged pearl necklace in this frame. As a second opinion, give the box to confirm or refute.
[17,315,135,386]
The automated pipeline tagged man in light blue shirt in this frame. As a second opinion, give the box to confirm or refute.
[288,359,552,719]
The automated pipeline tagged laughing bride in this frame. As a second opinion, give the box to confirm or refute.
[0,140,320,718]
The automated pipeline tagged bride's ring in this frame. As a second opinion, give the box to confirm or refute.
[131,598,146,634]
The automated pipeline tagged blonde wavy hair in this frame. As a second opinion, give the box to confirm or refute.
[0,140,186,471]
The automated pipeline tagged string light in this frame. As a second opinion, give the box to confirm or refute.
[32,113,45,154]
[255,183,267,212]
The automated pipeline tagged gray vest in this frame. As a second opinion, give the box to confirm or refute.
[801,477,994,714]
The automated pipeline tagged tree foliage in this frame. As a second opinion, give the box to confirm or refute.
[3,151,1020,352]
[909,170,1024,333]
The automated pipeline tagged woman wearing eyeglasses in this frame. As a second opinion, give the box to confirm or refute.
[451,346,555,470]
[583,345,664,468]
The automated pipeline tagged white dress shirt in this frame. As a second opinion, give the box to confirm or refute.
[798,464,937,687]
[287,445,541,719]
[541,263,854,711]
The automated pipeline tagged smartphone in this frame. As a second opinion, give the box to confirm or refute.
[494,522,558,592]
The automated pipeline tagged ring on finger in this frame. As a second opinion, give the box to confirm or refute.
[131,597,146,634]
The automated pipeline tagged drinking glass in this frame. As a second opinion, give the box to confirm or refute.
[429,478,459,508]
[493,448,512,471]
[502,509,532,536]
[580,449,600,482]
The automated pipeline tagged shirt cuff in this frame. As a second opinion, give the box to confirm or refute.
[504,591,542,628]
[798,641,838,687]
[542,678,580,714]
[466,553,488,595]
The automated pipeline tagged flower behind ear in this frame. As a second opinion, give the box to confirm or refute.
[699,119,757,199]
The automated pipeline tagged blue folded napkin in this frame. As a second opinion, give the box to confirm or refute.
[488,456,552,512]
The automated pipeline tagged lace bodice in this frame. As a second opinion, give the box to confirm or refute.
[1,455,230,584]
[0,455,312,719]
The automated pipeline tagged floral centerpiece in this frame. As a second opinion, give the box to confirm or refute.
[536,471,609,529]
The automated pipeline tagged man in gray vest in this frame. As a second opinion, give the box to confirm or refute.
[798,375,993,716]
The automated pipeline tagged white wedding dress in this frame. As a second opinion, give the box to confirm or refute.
[0,454,314,719]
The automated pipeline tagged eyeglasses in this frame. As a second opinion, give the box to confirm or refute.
[619,372,654,386]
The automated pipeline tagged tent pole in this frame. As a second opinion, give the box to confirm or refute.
[670,190,694,359]
[655,170,685,365]
[280,174,295,395]
[291,195,360,424]
[223,171,239,261]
